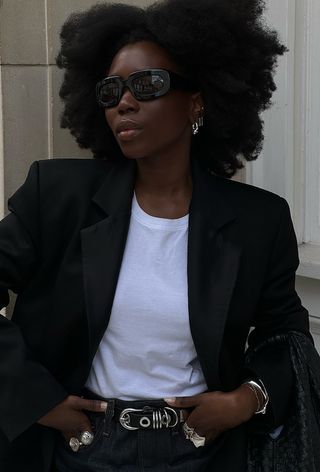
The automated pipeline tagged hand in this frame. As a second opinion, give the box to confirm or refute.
[37,395,108,442]
[165,385,258,443]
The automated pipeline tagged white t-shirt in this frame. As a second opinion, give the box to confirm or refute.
[85,193,207,400]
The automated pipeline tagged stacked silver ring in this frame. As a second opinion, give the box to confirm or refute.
[69,431,94,452]
[183,423,206,448]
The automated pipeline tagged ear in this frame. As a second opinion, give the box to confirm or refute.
[189,92,204,124]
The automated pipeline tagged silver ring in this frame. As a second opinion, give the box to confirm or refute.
[183,422,194,439]
[190,431,206,448]
[79,430,94,446]
[69,437,81,452]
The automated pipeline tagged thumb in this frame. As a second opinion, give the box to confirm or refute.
[71,396,108,413]
[164,395,200,408]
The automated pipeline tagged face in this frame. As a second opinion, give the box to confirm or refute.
[104,41,202,161]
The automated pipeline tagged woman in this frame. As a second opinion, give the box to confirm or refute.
[0,1,314,471]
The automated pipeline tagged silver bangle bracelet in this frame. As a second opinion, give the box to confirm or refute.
[242,379,269,415]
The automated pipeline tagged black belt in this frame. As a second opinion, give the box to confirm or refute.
[82,389,186,431]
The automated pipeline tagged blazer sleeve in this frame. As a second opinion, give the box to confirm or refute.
[244,197,311,432]
[0,162,67,443]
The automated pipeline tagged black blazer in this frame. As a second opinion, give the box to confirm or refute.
[0,157,310,471]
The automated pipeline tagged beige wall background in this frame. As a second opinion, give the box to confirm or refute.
[0,0,153,203]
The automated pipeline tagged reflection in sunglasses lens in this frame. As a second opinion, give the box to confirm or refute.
[100,82,119,105]
[151,76,164,92]
[133,75,164,95]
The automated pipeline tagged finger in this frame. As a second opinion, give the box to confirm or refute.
[81,398,108,413]
[184,412,198,430]
[185,418,214,439]
[77,413,93,433]
[70,396,108,412]
[185,408,212,433]
[186,408,223,438]
[164,395,201,408]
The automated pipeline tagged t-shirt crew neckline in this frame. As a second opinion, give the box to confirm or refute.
[132,192,189,230]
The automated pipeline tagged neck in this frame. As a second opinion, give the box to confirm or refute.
[134,148,193,219]
[136,158,191,194]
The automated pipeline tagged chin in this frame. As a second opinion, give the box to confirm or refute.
[119,144,150,161]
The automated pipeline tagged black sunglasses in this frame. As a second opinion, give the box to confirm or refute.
[96,69,197,108]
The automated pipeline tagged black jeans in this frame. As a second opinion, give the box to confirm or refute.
[54,398,221,472]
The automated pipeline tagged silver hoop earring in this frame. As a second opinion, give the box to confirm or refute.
[192,122,199,136]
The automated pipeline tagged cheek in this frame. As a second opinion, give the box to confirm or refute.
[147,98,191,138]
[103,96,192,159]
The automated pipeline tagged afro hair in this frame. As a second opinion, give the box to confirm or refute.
[56,0,287,178]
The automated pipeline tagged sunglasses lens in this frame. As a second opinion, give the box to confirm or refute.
[132,73,166,99]
[98,80,120,107]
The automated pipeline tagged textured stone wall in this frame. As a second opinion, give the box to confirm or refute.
[0,0,153,204]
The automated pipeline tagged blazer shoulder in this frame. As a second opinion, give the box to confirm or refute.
[8,158,112,219]
[37,158,110,181]
[32,158,112,196]
[210,173,286,210]
[212,173,281,199]
[205,173,292,232]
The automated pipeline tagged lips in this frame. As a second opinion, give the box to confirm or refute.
[115,120,143,142]
[116,120,143,134]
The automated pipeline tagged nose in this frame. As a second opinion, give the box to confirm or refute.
[117,87,140,115]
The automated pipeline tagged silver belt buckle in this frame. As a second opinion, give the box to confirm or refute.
[119,407,180,431]
[119,408,142,430]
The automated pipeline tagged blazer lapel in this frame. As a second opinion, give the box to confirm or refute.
[188,161,242,389]
[81,159,136,358]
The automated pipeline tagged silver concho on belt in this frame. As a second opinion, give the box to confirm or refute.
[119,407,179,430]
